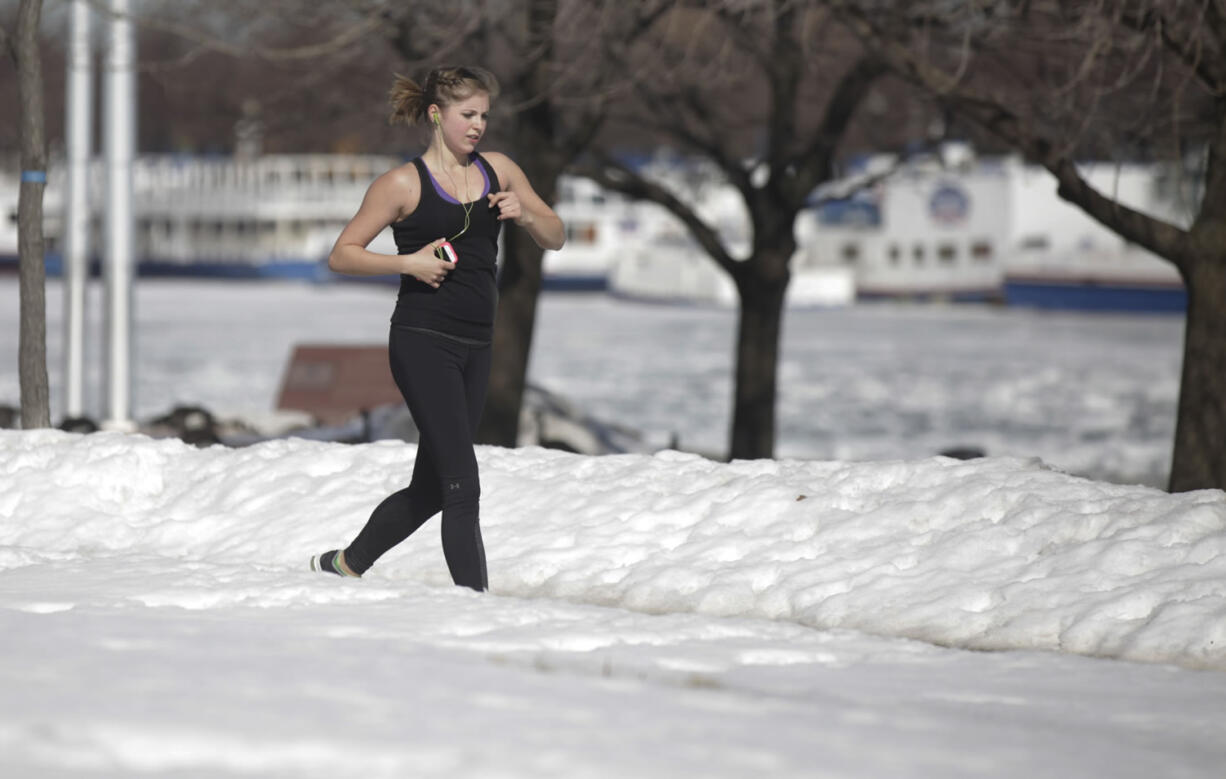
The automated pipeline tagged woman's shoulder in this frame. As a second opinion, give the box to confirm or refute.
[477,151,522,187]
[479,150,519,173]
[379,160,422,195]
[371,161,422,223]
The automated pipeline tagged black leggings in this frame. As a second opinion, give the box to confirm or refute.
[343,327,491,591]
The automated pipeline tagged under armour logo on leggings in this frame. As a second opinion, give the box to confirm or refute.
[448,481,461,492]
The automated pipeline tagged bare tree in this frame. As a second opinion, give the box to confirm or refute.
[378,0,661,447]
[834,0,1223,492]
[3,0,50,429]
[5,0,641,444]
[578,1,886,459]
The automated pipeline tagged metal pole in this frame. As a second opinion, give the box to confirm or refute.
[64,0,91,420]
[103,0,136,430]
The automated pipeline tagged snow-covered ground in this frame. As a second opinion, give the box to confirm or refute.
[2,279,1222,777]
[1,431,1224,777]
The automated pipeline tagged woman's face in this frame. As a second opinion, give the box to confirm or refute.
[434,92,490,156]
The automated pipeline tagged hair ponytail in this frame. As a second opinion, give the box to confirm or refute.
[387,66,500,127]
[387,73,427,126]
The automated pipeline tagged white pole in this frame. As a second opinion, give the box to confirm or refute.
[63,0,92,420]
[103,0,136,430]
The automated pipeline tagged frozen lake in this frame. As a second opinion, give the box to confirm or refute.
[0,278,1185,486]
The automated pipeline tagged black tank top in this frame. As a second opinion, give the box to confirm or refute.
[390,153,502,341]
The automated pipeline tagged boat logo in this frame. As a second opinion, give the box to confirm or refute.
[929,183,970,225]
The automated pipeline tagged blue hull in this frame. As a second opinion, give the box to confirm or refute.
[541,274,608,292]
[8,253,602,289]
[856,288,1001,304]
[8,252,330,282]
[1005,279,1187,313]
[137,259,329,281]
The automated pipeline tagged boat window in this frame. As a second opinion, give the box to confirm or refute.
[887,244,901,265]
[912,244,926,265]
[1020,234,1049,251]
[971,240,993,262]
[566,222,598,243]
[938,244,957,264]
[841,243,860,265]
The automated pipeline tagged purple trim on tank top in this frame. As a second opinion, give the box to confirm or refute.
[425,153,491,204]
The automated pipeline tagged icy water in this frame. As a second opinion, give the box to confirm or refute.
[0,279,1185,485]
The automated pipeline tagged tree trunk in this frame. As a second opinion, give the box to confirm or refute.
[480,222,547,447]
[1169,257,1226,492]
[476,94,562,447]
[728,254,790,460]
[16,0,50,430]
[476,0,560,448]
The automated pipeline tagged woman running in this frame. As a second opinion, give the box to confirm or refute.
[312,66,565,590]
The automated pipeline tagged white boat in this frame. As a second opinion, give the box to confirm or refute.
[0,154,401,280]
[1000,160,1189,312]
[798,149,1007,303]
[796,146,1190,311]
[2,147,1193,312]
[604,158,855,307]
[0,154,626,287]
[542,176,637,291]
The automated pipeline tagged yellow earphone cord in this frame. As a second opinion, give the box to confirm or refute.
[433,112,474,262]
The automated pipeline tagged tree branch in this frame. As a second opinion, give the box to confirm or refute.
[835,0,1193,273]
[75,0,386,63]
[764,2,803,190]
[946,92,1190,272]
[709,1,773,74]
[573,150,740,276]
[792,54,887,204]
[604,40,755,200]
[557,103,607,165]
[1209,0,1226,45]
[807,155,906,206]
[1116,3,1224,95]
[588,2,763,199]
[0,21,14,68]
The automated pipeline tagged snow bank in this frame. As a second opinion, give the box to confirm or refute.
[2,430,1223,670]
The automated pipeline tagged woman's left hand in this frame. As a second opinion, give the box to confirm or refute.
[488,191,531,226]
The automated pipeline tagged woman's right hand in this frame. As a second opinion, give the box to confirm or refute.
[402,238,456,288]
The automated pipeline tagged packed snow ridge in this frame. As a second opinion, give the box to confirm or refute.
[2,429,1223,670]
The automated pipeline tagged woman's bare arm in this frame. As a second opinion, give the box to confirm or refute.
[484,152,566,251]
[328,167,455,287]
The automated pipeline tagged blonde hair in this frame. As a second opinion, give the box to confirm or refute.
[388,66,500,126]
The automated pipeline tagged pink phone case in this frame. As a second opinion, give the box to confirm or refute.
[439,241,458,264]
